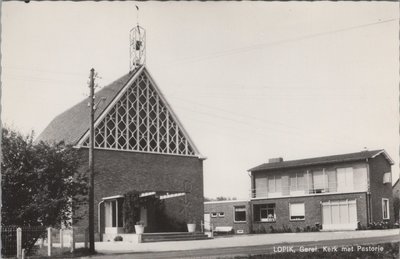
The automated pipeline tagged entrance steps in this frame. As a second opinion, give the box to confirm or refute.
[141,232,210,243]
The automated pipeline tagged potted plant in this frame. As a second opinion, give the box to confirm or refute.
[134,221,145,234]
[187,218,196,233]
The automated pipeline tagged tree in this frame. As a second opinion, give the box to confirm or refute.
[1,127,88,227]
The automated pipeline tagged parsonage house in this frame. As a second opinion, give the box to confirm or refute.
[205,150,394,233]
[37,62,205,240]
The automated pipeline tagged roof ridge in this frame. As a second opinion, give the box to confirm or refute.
[249,149,386,172]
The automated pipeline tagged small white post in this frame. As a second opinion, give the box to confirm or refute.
[21,249,25,259]
[47,227,52,257]
[39,238,44,248]
[70,227,75,253]
[60,229,64,250]
[16,227,22,259]
[210,223,214,238]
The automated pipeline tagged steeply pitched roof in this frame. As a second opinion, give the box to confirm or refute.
[249,150,394,172]
[36,66,202,158]
[36,70,137,145]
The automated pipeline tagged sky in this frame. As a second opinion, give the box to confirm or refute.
[2,2,399,200]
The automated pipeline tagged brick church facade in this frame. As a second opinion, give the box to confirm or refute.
[37,65,205,240]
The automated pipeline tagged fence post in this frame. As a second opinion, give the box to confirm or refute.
[60,229,64,250]
[210,223,214,238]
[21,249,25,259]
[47,227,52,257]
[70,227,75,253]
[201,220,204,232]
[16,227,22,259]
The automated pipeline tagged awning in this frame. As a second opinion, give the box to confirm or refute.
[102,191,187,201]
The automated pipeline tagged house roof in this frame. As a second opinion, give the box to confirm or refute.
[393,178,399,188]
[249,149,394,172]
[36,67,138,145]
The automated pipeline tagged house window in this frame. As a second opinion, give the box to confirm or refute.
[218,212,225,217]
[255,175,268,198]
[383,172,391,184]
[382,198,390,219]
[290,173,305,195]
[267,175,282,197]
[336,167,354,192]
[312,170,327,193]
[211,212,217,218]
[254,204,276,222]
[290,203,305,221]
[234,206,246,222]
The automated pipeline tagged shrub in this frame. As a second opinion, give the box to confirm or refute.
[269,226,275,233]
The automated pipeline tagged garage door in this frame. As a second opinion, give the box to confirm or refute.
[322,199,357,230]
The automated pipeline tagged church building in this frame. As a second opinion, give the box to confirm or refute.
[37,25,205,241]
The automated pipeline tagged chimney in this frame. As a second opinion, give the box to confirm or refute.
[268,157,283,163]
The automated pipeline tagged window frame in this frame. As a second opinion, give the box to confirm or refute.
[233,206,247,223]
[382,198,390,220]
[290,172,305,195]
[260,204,276,222]
[289,202,305,221]
[218,212,225,218]
[336,167,354,192]
[211,212,218,218]
[267,175,282,197]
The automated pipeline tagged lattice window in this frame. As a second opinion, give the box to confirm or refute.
[81,72,196,156]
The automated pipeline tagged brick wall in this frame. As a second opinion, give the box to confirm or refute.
[368,154,394,223]
[74,148,204,237]
[251,192,368,232]
[204,201,250,234]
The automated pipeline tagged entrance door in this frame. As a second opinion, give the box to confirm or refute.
[104,199,124,234]
[204,213,211,231]
[322,199,357,230]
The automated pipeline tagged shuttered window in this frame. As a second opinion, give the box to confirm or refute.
[290,203,305,220]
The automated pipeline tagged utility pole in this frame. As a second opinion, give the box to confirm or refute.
[88,68,95,253]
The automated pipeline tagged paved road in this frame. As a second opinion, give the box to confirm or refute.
[85,233,399,259]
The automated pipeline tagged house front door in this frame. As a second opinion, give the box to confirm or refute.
[104,198,124,234]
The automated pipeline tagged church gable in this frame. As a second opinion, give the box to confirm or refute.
[79,68,199,157]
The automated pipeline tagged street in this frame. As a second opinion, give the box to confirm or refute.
[84,229,399,259]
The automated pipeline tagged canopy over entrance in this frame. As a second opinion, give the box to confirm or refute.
[102,191,187,201]
[99,190,188,240]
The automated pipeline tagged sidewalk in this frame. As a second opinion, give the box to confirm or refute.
[81,229,399,254]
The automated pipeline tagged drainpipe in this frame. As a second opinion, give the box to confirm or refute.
[247,171,254,233]
[366,158,372,224]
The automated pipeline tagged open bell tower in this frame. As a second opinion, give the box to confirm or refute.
[129,11,146,72]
